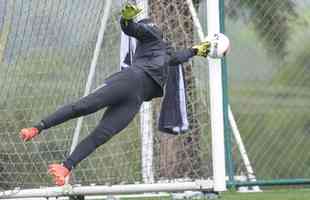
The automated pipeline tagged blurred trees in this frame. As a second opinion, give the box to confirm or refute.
[227,0,310,179]
[227,0,298,58]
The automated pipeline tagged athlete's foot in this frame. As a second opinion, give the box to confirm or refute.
[48,164,71,186]
[19,127,40,142]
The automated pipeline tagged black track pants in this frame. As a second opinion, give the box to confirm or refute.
[40,67,162,170]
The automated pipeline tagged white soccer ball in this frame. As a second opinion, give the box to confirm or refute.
[206,33,230,59]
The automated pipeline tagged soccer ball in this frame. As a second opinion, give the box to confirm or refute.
[206,33,230,59]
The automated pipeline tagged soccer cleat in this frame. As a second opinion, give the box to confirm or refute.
[48,164,71,186]
[206,33,230,59]
[20,127,40,142]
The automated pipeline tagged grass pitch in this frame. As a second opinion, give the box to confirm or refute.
[121,188,310,200]
[220,188,310,200]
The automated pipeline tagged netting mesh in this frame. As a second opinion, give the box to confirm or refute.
[72,0,213,185]
[149,0,211,180]
[225,0,310,180]
[0,0,212,191]
[0,0,107,190]
[3,0,310,193]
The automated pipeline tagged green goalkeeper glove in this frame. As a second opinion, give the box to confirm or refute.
[192,41,211,57]
[121,3,142,20]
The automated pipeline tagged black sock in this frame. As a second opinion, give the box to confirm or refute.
[34,121,46,133]
[63,160,73,171]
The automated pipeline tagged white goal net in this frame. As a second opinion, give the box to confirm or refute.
[0,0,224,197]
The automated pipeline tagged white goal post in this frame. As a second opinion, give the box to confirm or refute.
[186,0,227,191]
[136,0,155,185]
[186,0,259,191]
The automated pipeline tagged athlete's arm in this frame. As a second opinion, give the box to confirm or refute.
[120,3,155,41]
[168,48,197,66]
[120,18,157,41]
[168,40,212,66]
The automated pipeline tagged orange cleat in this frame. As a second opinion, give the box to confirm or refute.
[48,164,71,186]
[20,127,40,142]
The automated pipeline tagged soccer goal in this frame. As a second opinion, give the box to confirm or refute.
[0,0,264,199]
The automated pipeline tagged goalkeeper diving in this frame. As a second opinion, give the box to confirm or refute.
[19,3,230,186]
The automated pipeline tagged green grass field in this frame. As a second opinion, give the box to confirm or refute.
[220,189,310,200]
[119,189,310,200]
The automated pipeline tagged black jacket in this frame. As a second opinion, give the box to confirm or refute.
[120,17,196,88]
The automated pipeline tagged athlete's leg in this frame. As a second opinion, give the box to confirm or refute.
[62,98,142,170]
[41,71,139,129]
[46,68,162,186]
[41,84,123,129]
[20,69,141,141]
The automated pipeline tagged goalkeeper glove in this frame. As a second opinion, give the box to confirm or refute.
[192,41,211,57]
[193,33,230,58]
[121,3,142,20]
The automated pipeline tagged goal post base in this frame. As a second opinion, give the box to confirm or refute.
[228,179,310,188]
[69,195,85,200]
[0,180,214,199]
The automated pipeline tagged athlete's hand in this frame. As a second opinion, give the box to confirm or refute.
[20,127,40,142]
[121,3,142,20]
[192,41,211,57]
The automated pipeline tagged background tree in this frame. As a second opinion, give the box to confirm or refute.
[149,0,203,179]
[227,0,298,58]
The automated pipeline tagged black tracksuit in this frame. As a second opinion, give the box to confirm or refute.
[37,18,196,170]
